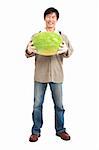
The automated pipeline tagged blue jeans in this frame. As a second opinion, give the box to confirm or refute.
[31,81,66,135]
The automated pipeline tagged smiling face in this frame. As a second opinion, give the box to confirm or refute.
[44,12,58,31]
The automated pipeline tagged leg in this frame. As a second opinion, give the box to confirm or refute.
[49,82,66,134]
[32,81,47,135]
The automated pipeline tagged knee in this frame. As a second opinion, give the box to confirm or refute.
[33,102,42,109]
[33,98,40,108]
[55,105,65,112]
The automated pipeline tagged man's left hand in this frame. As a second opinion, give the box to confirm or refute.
[57,41,68,55]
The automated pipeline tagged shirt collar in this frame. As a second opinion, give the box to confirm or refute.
[41,28,60,35]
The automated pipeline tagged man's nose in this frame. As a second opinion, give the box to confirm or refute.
[48,17,53,21]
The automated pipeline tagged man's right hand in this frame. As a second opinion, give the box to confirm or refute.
[27,41,38,54]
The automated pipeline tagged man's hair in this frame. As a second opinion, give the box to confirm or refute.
[44,7,59,20]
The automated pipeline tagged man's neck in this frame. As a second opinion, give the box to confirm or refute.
[45,27,55,32]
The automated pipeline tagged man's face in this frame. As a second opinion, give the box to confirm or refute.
[44,12,58,29]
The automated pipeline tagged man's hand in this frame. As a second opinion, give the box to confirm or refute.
[27,41,38,54]
[57,41,68,55]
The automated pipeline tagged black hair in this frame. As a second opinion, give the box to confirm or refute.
[44,7,59,20]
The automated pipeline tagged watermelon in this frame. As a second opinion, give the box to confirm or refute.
[32,32,62,56]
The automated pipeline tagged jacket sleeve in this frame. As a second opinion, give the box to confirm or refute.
[61,34,74,58]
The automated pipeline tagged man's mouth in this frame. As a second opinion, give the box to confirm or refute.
[48,22,54,25]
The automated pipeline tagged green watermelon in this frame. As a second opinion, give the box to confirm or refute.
[32,32,62,56]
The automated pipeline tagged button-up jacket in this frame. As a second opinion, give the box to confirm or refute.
[25,32,73,83]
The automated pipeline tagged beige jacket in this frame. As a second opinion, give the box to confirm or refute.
[25,32,73,83]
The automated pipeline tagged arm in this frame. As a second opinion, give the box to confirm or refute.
[25,40,36,58]
[25,34,38,58]
[60,34,74,58]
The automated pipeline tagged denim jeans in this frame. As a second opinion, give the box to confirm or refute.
[31,81,66,135]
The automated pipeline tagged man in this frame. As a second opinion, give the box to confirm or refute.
[25,7,73,142]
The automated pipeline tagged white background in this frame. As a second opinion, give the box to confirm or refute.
[0,0,98,150]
